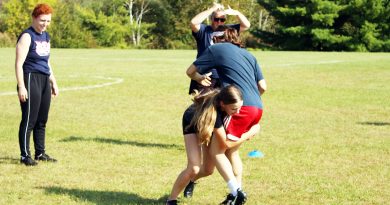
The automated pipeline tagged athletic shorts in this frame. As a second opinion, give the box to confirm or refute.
[182,105,196,135]
[224,106,263,141]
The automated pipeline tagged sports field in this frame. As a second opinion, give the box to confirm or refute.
[0,48,389,205]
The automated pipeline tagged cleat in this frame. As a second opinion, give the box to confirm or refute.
[166,199,178,205]
[234,189,247,205]
[183,181,196,198]
[20,156,38,166]
[221,193,235,205]
[35,153,57,162]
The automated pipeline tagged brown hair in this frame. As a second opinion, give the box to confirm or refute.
[213,25,243,47]
[32,3,53,18]
[189,85,242,144]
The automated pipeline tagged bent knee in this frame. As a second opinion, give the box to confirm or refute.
[186,166,200,177]
[203,168,215,176]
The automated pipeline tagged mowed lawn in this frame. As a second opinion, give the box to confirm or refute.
[0,48,389,205]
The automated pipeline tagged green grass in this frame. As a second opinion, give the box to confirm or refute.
[0,48,389,205]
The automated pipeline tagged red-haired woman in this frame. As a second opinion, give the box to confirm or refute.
[15,3,59,166]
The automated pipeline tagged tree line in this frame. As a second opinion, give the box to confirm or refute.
[0,0,388,51]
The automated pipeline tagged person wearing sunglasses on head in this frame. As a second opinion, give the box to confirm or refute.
[189,3,250,96]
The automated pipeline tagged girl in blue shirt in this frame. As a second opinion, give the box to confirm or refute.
[15,3,59,166]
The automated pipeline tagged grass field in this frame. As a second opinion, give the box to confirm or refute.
[0,48,389,205]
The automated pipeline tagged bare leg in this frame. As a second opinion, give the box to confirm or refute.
[168,134,201,200]
[226,146,242,187]
[193,143,215,181]
[209,134,236,182]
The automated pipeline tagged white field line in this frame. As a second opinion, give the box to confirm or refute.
[0,60,345,96]
[0,76,124,96]
[61,76,123,91]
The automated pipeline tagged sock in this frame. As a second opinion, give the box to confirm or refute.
[227,179,239,196]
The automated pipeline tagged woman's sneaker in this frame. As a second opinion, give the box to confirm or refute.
[220,189,247,205]
[220,193,235,205]
[35,153,57,162]
[183,181,196,198]
[166,199,177,205]
[234,189,247,205]
[20,156,38,166]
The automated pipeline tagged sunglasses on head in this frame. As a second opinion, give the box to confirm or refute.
[213,17,226,22]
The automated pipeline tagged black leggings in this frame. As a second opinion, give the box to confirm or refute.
[18,72,51,158]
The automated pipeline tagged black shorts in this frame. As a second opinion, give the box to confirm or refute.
[182,104,196,135]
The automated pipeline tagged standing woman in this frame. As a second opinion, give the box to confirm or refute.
[16,3,58,166]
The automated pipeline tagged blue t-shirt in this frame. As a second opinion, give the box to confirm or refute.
[193,43,264,109]
[192,24,240,78]
[17,27,51,75]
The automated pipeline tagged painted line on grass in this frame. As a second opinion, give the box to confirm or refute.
[0,76,124,96]
[61,76,124,91]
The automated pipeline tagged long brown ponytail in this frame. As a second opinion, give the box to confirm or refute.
[189,85,243,145]
[189,89,220,145]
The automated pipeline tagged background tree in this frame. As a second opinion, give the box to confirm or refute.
[1,0,39,39]
[164,0,210,49]
[255,0,389,51]
[141,0,175,49]
[0,0,57,47]
[50,0,97,48]
[124,0,155,47]
[0,0,388,50]
[337,0,390,51]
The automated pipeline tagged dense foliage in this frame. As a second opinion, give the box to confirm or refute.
[0,0,388,51]
[255,0,390,51]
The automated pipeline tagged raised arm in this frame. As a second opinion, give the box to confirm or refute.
[190,3,224,32]
[224,6,251,31]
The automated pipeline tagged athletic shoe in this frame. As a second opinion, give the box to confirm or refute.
[234,189,247,205]
[220,193,235,205]
[35,153,57,162]
[166,199,178,205]
[183,181,196,198]
[20,156,38,166]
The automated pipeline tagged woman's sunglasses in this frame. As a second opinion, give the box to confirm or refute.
[213,17,226,22]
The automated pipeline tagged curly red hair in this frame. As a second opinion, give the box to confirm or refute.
[32,3,53,18]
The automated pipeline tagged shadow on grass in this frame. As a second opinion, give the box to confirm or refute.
[60,136,183,150]
[0,157,20,164]
[42,186,167,205]
[358,121,390,126]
